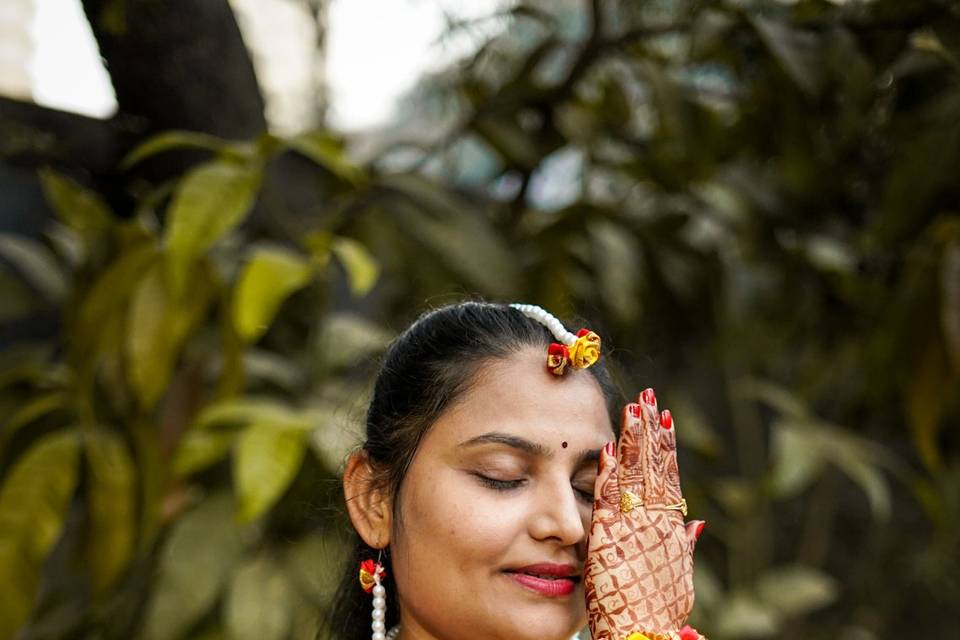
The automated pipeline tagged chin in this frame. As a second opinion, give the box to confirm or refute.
[497,604,584,640]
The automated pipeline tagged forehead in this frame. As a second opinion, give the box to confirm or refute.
[427,347,613,446]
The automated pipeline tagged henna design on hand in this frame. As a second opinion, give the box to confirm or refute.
[584,390,703,640]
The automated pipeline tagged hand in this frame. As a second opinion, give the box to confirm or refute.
[584,389,704,639]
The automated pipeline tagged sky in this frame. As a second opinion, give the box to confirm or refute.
[27,0,507,132]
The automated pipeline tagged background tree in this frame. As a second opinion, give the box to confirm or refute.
[0,1,958,639]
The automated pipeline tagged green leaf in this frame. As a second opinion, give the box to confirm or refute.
[0,269,41,322]
[715,591,781,638]
[590,220,641,323]
[84,429,135,592]
[243,349,304,391]
[0,391,68,457]
[0,430,80,634]
[44,221,86,269]
[122,130,227,169]
[0,539,35,639]
[734,379,810,419]
[756,565,839,618]
[233,423,307,523]
[224,556,294,640]
[284,131,364,184]
[331,237,379,297]
[140,494,246,640]
[282,533,347,604]
[233,247,314,343]
[769,419,893,519]
[75,245,157,355]
[38,168,112,232]
[0,429,80,565]
[164,160,261,298]
[0,233,67,303]
[473,115,542,170]
[126,262,212,409]
[316,312,393,371]
[768,421,826,499]
[832,446,892,520]
[906,342,949,470]
[668,395,723,458]
[384,175,518,297]
[194,398,315,432]
[172,429,236,477]
[749,16,823,96]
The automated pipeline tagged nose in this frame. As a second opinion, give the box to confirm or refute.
[528,475,587,546]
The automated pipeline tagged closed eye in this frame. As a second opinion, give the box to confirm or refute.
[473,473,525,491]
[573,486,594,503]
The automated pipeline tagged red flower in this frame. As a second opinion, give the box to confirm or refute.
[358,559,386,593]
[678,625,703,640]
[546,342,570,375]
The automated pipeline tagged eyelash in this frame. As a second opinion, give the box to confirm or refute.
[473,474,594,503]
[474,474,524,491]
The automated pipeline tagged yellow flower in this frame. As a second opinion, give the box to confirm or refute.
[569,329,601,369]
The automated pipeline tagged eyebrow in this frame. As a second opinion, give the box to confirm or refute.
[459,432,549,456]
[458,431,602,468]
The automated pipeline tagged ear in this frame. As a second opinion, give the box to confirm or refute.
[343,449,393,548]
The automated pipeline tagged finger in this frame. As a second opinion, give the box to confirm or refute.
[637,388,665,502]
[594,441,620,509]
[685,520,705,551]
[657,409,683,504]
[618,389,656,494]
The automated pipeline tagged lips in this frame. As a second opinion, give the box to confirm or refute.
[504,563,580,597]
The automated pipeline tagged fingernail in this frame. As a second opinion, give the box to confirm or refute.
[604,441,616,457]
[641,388,656,406]
[695,521,705,540]
[660,410,673,430]
[629,404,641,417]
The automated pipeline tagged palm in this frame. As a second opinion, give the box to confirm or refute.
[584,391,700,639]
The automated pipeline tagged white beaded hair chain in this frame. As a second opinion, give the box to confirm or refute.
[509,303,578,346]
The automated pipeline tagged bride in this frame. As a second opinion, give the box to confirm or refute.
[326,302,705,640]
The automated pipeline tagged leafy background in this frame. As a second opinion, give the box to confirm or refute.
[1,0,958,639]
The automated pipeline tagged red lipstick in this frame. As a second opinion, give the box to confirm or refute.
[505,563,579,597]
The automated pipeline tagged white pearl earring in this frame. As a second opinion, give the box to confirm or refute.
[370,550,387,640]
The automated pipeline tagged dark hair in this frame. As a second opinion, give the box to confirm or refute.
[322,301,619,640]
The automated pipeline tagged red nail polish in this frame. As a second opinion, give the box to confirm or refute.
[641,388,656,406]
[629,404,641,417]
[695,521,705,540]
[660,410,673,430]
[604,442,616,456]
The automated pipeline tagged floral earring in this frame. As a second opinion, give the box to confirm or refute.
[359,551,387,640]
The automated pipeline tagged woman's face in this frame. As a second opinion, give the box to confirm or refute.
[389,347,613,640]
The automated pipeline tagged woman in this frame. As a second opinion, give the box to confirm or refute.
[327,302,705,640]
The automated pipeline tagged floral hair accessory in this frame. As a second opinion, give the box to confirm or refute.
[359,558,386,593]
[546,342,571,375]
[510,304,602,376]
[570,328,601,369]
[624,627,706,640]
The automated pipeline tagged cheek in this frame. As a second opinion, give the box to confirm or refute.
[394,466,524,573]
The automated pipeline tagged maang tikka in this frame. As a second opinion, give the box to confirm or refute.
[359,550,388,640]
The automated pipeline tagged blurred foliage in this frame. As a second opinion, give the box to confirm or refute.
[2,0,960,639]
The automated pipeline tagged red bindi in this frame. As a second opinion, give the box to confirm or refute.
[561,441,568,448]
